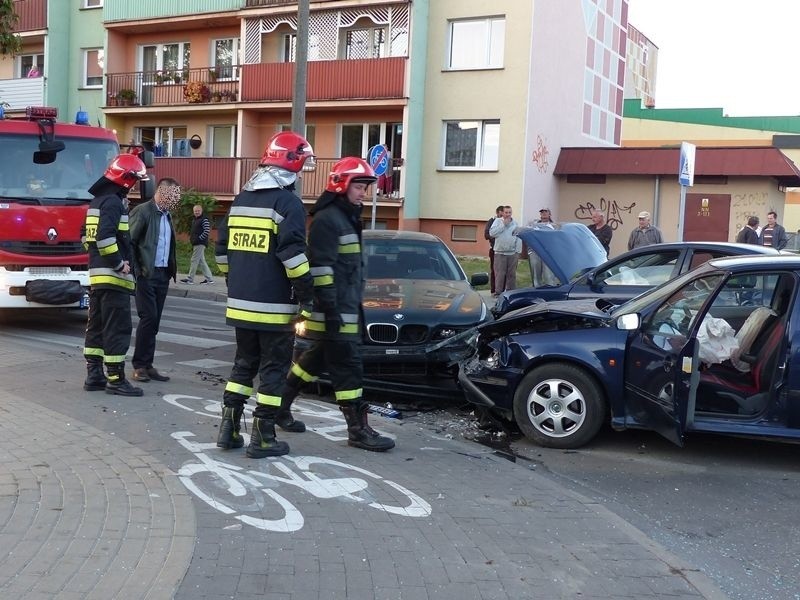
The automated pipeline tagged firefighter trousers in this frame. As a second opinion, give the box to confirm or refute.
[291,339,363,403]
[84,287,133,366]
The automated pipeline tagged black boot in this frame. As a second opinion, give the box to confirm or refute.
[275,389,305,433]
[217,405,245,449]
[340,400,395,452]
[105,363,144,397]
[83,359,107,392]
[246,414,290,458]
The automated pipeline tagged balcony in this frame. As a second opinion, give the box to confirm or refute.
[0,77,44,110]
[105,58,406,108]
[13,0,46,32]
[106,67,240,107]
[241,58,406,102]
[150,157,404,202]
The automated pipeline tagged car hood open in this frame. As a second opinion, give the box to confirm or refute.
[516,223,608,285]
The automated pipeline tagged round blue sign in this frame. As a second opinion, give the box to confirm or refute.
[368,145,390,177]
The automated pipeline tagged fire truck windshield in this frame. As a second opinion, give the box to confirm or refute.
[0,134,118,201]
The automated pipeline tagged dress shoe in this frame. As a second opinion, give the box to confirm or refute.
[132,368,150,382]
[146,367,170,382]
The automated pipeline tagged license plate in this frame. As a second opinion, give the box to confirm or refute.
[80,294,90,309]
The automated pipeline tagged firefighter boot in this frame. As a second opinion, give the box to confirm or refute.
[275,388,306,433]
[83,359,107,392]
[217,405,245,449]
[246,413,290,458]
[340,400,395,452]
[105,363,144,397]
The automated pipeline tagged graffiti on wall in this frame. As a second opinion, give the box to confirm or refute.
[731,191,769,230]
[573,197,637,230]
[532,135,550,173]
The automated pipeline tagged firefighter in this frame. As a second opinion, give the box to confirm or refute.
[283,157,394,452]
[215,131,315,458]
[82,154,149,396]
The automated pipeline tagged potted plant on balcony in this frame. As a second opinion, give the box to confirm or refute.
[210,90,222,103]
[117,89,137,106]
[184,81,211,103]
[220,89,237,102]
[155,71,172,85]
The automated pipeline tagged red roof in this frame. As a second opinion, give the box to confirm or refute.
[553,147,800,186]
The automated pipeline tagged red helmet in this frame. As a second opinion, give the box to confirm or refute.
[103,154,148,189]
[326,157,377,194]
[259,131,315,172]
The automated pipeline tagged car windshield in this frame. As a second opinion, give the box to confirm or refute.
[0,134,118,201]
[364,239,465,281]
[611,264,718,317]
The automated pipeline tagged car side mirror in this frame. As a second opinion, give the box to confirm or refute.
[616,313,640,330]
[471,272,489,287]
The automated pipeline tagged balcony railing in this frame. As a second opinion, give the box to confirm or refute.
[0,77,44,110]
[13,0,46,32]
[106,66,240,107]
[150,157,404,202]
[241,58,406,102]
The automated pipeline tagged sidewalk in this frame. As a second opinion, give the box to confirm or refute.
[168,277,228,302]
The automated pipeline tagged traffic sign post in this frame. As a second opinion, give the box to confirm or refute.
[677,142,696,241]
[367,145,390,229]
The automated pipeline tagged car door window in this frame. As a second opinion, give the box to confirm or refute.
[599,251,680,286]
[645,274,724,342]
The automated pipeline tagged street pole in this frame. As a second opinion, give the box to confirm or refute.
[291,0,309,199]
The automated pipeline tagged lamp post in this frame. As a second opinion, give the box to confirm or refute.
[291,0,309,199]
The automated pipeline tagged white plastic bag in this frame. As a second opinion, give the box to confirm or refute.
[696,315,739,366]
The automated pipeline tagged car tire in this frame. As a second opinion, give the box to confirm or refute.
[513,363,606,449]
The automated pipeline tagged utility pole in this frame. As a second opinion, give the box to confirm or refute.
[291,0,309,198]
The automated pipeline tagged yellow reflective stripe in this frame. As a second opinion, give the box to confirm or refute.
[256,392,281,407]
[303,320,358,334]
[339,243,360,254]
[89,275,135,290]
[286,262,310,278]
[313,275,334,286]
[218,264,229,274]
[226,307,293,325]
[228,215,278,231]
[103,354,126,364]
[85,216,99,225]
[335,388,362,401]
[299,309,312,319]
[118,222,129,231]
[290,363,317,382]
[99,243,119,256]
[225,381,253,396]
[83,347,104,357]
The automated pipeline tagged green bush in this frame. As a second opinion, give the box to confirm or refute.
[173,189,218,235]
[458,255,532,289]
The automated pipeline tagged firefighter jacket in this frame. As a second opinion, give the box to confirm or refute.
[216,186,313,331]
[129,200,177,280]
[300,192,363,341]
[84,193,136,293]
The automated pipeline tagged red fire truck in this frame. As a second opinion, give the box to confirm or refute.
[0,107,120,308]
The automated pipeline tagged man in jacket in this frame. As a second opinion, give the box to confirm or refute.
[484,205,504,294]
[82,154,149,396]
[214,131,315,458]
[587,209,613,256]
[736,216,760,245]
[129,178,180,383]
[627,211,663,250]
[282,157,394,452]
[759,211,788,249]
[489,205,523,294]
[181,204,214,284]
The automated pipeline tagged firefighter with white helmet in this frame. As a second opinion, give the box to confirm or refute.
[82,153,149,396]
[282,156,395,452]
[214,131,316,458]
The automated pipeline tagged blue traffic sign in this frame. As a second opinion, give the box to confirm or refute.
[368,144,390,177]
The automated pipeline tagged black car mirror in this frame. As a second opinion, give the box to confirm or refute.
[616,313,640,330]
[471,272,489,287]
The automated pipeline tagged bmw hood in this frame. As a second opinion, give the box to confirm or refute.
[516,223,607,284]
[363,279,488,325]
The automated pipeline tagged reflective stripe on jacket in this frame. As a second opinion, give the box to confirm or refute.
[85,195,135,293]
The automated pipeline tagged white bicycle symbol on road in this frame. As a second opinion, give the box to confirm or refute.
[165,395,432,532]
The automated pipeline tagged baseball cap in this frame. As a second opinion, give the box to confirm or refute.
[638,211,650,219]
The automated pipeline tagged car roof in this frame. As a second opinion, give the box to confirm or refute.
[362,230,442,243]
[625,241,780,255]
[708,254,800,269]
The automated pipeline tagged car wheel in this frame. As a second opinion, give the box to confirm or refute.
[513,363,606,449]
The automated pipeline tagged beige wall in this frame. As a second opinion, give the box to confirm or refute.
[556,176,786,258]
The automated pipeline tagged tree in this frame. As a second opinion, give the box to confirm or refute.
[0,0,21,56]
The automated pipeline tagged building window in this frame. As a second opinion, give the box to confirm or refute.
[19,53,44,78]
[83,0,102,7]
[83,49,103,88]
[442,120,500,170]
[141,43,191,83]
[340,123,382,158]
[447,17,505,70]
[281,34,297,62]
[451,225,477,242]
[342,26,387,59]
[212,38,239,80]
[209,125,237,157]
[135,126,189,157]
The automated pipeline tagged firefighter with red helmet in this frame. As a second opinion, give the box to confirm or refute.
[283,157,394,452]
[214,131,316,458]
[82,153,149,396]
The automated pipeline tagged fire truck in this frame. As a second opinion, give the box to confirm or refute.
[0,107,120,308]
